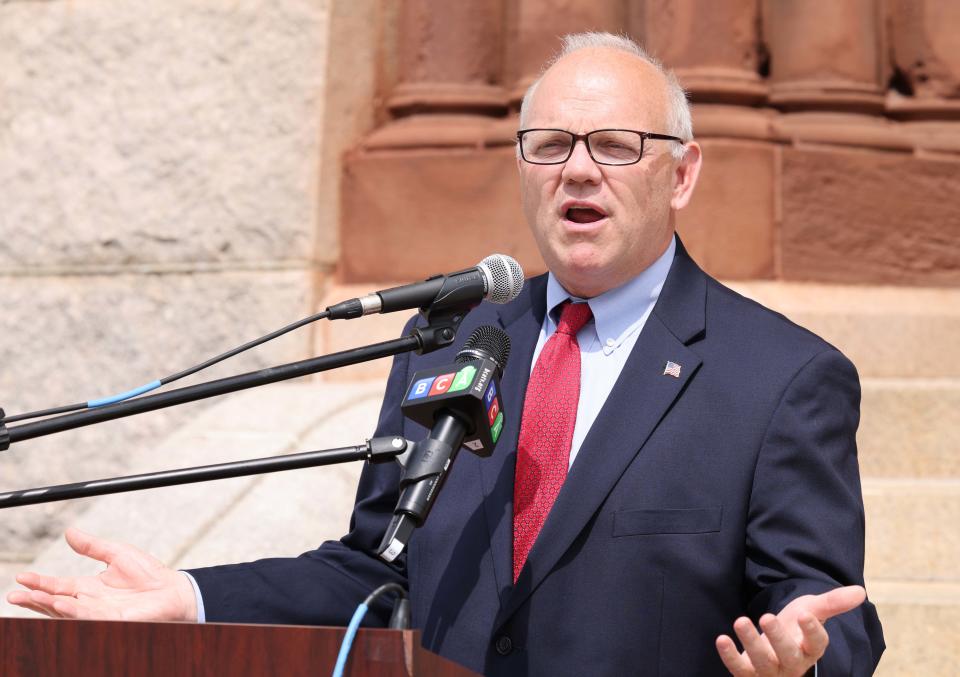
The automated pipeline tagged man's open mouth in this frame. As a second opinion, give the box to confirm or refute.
[565,207,606,224]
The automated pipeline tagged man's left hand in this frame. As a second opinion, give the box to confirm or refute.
[716,585,866,676]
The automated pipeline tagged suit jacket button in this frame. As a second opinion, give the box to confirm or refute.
[495,635,513,655]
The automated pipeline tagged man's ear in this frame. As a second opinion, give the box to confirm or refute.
[670,141,702,210]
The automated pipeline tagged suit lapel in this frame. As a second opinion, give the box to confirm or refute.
[496,240,708,627]
[475,275,548,605]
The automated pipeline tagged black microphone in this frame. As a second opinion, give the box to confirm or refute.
[377,325,511,563]
[326,254,524,320]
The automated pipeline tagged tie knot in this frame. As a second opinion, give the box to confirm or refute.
[555,301,592,336]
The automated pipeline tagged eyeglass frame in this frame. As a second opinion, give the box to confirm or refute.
[516,128,685,166]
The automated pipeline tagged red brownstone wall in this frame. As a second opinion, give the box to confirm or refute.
[341,0,960,286]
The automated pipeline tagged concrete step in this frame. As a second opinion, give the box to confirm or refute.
[727,281,960,378]
[319,282,960,380]
[859,378,960,478]
[863,479,960,582]
[867,580,960,676]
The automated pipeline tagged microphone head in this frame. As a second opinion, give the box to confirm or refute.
[455,325,511,373]
[477,254,524,305]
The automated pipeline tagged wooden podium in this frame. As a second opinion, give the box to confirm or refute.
[0,617,479,676]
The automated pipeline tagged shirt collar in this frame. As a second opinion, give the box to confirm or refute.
[545,236,676,348]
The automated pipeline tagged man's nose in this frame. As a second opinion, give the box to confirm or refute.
[561,138,602,184]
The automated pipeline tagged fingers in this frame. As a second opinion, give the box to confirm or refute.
[760,612,818,672]
[806,585,866,621]
[8,588,116,621]
[798,611,830,658]
[64,527,121,565]
[14,570,80,597]
[715,634,755,676]
[6,590,70,619]
[733,616,779,674]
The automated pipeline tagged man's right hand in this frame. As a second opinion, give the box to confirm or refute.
[6,527,197,622]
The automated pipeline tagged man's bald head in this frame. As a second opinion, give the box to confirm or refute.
[519,33,693,158]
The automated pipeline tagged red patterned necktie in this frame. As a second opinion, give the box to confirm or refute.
[513,300,593,582]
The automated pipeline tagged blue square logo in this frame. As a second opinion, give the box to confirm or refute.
[408,377,436,400]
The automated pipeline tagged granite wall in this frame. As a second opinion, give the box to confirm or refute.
[0,0,380,559]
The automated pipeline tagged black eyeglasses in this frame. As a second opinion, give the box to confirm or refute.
[516,128,684,166]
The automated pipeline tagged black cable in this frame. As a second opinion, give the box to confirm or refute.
[158,309,330,385]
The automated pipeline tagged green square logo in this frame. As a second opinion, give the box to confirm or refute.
[490,411,504,443]
[447,365,477,393]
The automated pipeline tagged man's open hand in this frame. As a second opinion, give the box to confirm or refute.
[7,527,197,622]
[716,585,866,676]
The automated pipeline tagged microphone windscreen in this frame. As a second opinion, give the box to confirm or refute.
[478,254,524,304]
[455,325,511,372]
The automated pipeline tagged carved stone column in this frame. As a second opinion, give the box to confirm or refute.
[764,0,886,113]
[887,0,960,156]
[365,0,507,149]
[505,0,626,107]
[888,0,960,117]
[635,0,766,106]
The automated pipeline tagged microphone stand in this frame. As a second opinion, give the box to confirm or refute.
[0,436,409,509]
[0,311,464,451]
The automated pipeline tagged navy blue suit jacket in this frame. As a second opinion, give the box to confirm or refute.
[190,242,884,675]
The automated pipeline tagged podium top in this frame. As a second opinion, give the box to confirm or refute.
[0,617,480,677]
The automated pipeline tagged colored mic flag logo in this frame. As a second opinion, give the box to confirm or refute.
[485,381,497,405]
[487,398,500,426]
[407,366,478,401]
[408,377,436,400]
[428,372,456,397]
[449,365,477,393]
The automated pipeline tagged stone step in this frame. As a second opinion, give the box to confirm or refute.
[727,281,960,378]
[867,580,960,676]
[863,479,960,582]
[858,378,960,478]
[318,282,960,380]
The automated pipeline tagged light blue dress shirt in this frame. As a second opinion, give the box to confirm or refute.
[532,236,675,467]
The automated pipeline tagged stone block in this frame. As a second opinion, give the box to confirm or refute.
[726,281,960,377]
[677,139,776,279]
[314,284,412,381]
[859,378,960,478]
[0,270,314,555]
[868,581,960,676]
[863,479,960,581]
[779,146,960,285]
[340,147,546,283]
[0,0,328,268]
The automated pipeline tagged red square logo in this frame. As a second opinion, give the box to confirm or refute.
[487,398,500,426]
[428,372,456,397]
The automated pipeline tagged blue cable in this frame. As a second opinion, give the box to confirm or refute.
[332,602,369,677]
[86,380,162,408]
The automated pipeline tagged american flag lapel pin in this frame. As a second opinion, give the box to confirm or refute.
[663,361,682,378]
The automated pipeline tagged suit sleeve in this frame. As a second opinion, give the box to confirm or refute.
[185,318,417,627]
[745,349,885,675]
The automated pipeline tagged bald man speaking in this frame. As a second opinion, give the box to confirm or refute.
[10,33,884,676]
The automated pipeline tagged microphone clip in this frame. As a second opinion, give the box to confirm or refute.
[410,307,467,356]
